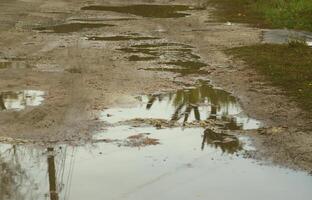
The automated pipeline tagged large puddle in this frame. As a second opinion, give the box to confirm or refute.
[1,84,312,200]
[0,90,45,111]
[262,29,312,46]
[1,126,312,200]
[81,4,202,18]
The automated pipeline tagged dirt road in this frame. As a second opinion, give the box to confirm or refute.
[0,0,311,172]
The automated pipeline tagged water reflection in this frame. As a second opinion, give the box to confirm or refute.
[202,128,242,154]
[0,90,45,111]
[1,127,312,200]
[0,144,73,200]
[47,148,59,200]
[139,82,260,129]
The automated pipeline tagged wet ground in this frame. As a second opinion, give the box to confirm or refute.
[0,0,312,199]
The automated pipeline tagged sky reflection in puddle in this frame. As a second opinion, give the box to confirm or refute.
[0,126,312,200]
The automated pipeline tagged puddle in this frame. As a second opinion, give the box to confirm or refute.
[1,126,312,200]
[118,42,206,75]
[87,35,159,41]
[1,86,312,200]
[143,67,209,76]
[162,60,207,69]
[33,23,115,33]
[262,29,312,46]
[81,4,202,18]
[70,18,136,22]
[102,82,260,130]
[0,90,45,111]
[202,128,242,153]
[129,55,158,61]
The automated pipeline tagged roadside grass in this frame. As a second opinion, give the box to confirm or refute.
[209,0,312,113]
[208,0,312,32]
[227,43,312,113]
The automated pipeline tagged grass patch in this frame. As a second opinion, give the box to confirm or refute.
[228,43,312,113]
[208,0,312,31]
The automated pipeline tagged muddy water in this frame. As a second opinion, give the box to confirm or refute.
[81,5,201,18]
[0,90,45,111]
[34,23,115,33]
[118,41,206,75]
[262,29,312,46]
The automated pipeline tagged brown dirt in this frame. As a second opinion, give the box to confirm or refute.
[0,0,311,171]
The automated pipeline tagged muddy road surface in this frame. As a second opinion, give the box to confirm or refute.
[0,0,312,200]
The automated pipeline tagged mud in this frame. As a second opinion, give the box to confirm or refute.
[0,1,312,198]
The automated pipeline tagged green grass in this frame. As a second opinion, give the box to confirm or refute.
[228,43,312,113]
[209,0,312,31]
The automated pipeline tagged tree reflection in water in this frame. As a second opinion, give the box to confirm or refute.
[145,82,244,128]
[201,128,242,154]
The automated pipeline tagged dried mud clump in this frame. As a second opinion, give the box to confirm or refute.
[125,133,160,147]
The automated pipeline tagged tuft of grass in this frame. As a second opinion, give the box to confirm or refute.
[227,43,312,113]
[208,0,312,32]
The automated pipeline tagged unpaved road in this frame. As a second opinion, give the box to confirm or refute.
[0,0,311,172]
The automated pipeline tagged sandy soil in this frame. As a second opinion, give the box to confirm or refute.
[0,0,311,171]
